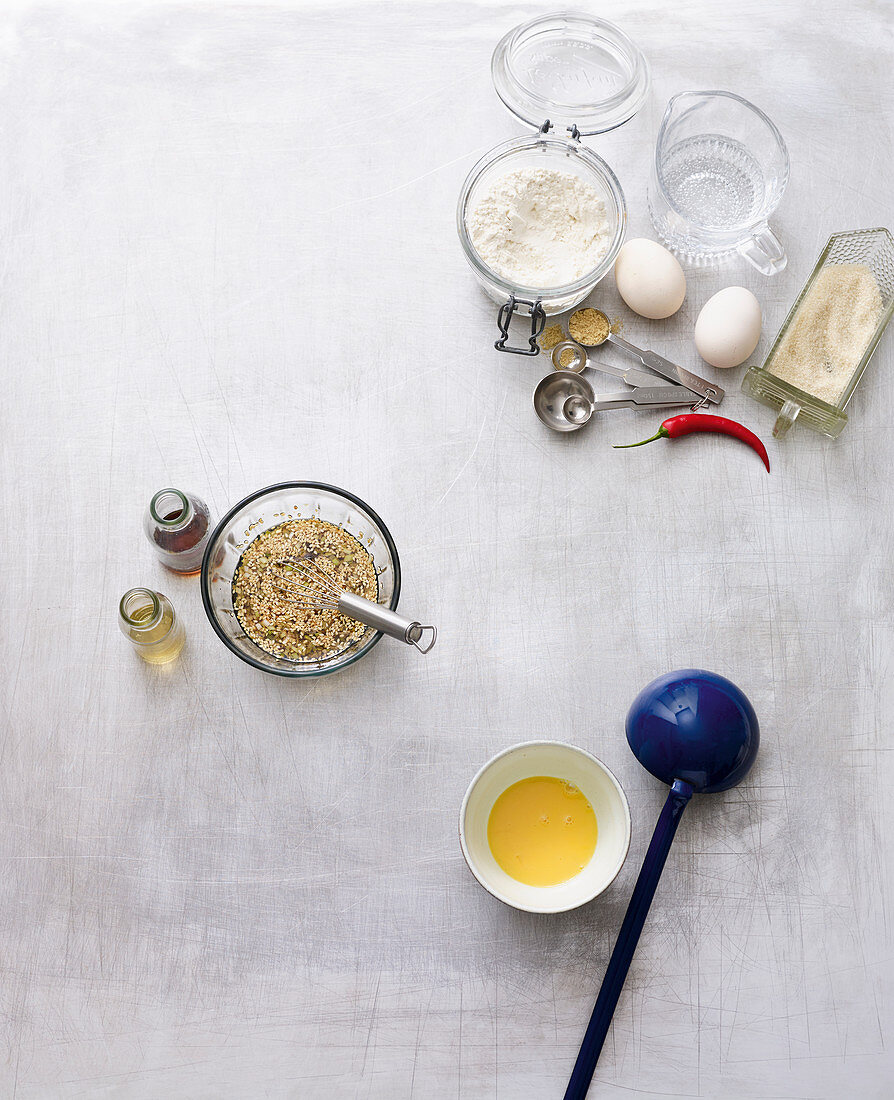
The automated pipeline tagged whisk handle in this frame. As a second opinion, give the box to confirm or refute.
[337,592,437,654]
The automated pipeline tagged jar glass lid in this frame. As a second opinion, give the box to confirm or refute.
[491,12,650,136]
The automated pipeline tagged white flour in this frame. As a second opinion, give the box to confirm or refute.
[467,167,611,290]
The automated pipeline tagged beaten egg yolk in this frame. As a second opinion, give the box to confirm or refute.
[487,776,598,887]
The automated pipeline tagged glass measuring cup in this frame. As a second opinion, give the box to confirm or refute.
[648,91,789,275]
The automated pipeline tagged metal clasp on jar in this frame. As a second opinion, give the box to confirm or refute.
[494,295,547,355]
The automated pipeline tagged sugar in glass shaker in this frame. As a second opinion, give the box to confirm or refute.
[118,587,185,664]
[143,488,212,574]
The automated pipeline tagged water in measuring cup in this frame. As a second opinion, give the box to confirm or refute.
[661,135,765,231]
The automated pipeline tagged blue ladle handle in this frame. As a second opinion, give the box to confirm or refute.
[564,778,694,1100]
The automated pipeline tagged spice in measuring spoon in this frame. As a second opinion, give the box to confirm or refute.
[549,310,623,359]
[569,308,610,345]
[614,414,770,472]
[563,307,724,408]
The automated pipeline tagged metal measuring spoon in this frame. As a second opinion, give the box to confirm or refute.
[559,378,703,429]
[534,370,701,433]
[563,670,759,1100]
[533,371,596,432]
[569,308,725,406]
[551,340,671,391]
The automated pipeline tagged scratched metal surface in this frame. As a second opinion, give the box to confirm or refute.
[0,0,891,1096]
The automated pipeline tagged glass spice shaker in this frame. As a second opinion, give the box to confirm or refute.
[143,488,212,574]
[118,587,185,664]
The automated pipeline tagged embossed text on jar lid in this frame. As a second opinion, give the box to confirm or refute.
[491,12,650,136]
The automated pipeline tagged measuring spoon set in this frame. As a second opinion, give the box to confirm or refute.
[532,308,724,432]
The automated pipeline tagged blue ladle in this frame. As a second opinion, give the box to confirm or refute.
[564,669,759,1100]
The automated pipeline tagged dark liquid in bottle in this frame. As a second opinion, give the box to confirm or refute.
[153,501,211,573]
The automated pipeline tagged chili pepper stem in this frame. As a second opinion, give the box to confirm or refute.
[613,427,670,449]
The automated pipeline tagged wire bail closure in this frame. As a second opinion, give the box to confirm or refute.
[495,295,546,355]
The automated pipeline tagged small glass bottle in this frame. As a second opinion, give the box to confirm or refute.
[118,588,186,664]
[143,488,212,574]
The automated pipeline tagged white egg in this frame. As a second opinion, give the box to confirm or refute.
[694,287,762,369]
[613,238,686,319]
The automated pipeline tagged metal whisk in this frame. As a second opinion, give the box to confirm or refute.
[273,556,437,654]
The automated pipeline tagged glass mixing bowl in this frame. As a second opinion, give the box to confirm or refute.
[200,482,401,678]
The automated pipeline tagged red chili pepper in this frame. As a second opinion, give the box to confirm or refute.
[614,414,770,472]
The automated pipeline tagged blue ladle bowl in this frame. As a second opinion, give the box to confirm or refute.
[564,669,759,1100]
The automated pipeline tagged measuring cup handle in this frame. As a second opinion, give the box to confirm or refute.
[737,223,787,276]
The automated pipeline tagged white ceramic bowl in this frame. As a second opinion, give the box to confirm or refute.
[459,741,631,914]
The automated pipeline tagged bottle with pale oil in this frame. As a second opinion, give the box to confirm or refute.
[118,587,185,664]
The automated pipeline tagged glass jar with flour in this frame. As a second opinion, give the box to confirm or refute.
[456,13,649,354]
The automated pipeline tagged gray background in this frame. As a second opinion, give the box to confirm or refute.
[0,1,891,1096]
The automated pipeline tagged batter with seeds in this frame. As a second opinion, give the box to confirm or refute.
[233,518,378,660]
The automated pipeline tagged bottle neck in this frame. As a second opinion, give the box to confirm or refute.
[149,488,193,531]
[119,587,163,633]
